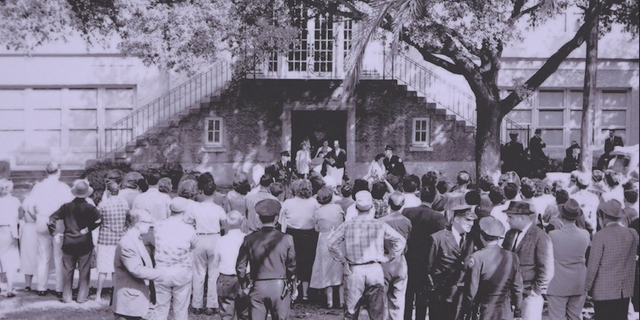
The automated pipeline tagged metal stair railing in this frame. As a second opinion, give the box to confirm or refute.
[99,60,232,158]
[384,53,529,141]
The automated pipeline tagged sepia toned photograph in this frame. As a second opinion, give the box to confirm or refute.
[0,0,638,319]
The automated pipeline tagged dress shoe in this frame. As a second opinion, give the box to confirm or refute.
[6,292,15,298]
[24,286,31,292]
[203,308,217,316]
[36,291,47,296]
[192,308,203,315]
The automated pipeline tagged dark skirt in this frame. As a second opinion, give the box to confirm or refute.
[286,228,318,281]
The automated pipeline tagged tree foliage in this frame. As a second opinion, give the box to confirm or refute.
[0,0,299,73]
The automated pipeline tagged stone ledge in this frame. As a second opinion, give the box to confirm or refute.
[202,146,227,153]
[409,145,434,152]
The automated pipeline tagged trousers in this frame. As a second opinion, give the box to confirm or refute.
[344,263,386,320]
[383,256,408,320]
[249,279,291,320]
[192,234,220,309]
[217,274,249,320]
[521,293,544,320]
[155,266,192,320]
[546,294,586,320]
[36,231,63,292]
[61,249,92,303]
[594,298,630,320]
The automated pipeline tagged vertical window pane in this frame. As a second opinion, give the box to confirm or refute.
[569,111,582,128]
[208,132,213,142]
[214,132,220,142]
[569,129,581,144]
[421,132,426,142]
[214,120,220,131]
[568,91,583,109]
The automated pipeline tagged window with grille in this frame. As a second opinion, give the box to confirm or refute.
[313,14,333,72]
[288,0,308,72]
[413,118,430,146]
[343,20,353,70]
[206,117,223,146]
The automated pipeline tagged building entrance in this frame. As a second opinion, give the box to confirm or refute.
[291,110,347,163]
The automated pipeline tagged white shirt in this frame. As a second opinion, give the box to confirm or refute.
[191,201,226,234]
[515,221,532,249]
[132,188,172,222]
[451,226,463,248]
[402,193,422,210]
[213,229,247,275]
[490,201,512,240]
[572,189,600,233]
[23,176,74,234]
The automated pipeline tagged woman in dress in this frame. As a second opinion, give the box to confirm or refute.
[0,179,21,297]
[363,153,387,185]
[279,179,319,301]
[296,141,313,179]
[310,186,344,308]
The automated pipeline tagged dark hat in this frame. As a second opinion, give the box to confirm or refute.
[452,205,478,219]
[598,199,623,218]
[46,162,60,174]
[561,199,582,220]
[71,180,93,198]
[502,201,535,215]
[255,199,281,217]
[479,216,505,238]
[384,145,394,151]
[534,128,542,134]
[509,132,519,137]
[280,151,290,157]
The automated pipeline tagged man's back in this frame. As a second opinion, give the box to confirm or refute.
[245,190,278,231]
[503,226,554,293]
[154,216,197,268]
[237,227,295,281]
[403,204,446,261]
[586,223,639,300]
[548,225,590,296]
[133,188,172,222]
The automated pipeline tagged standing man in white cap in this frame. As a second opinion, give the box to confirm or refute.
[154,197,197,320]
[23,162,74,297]
[47,180,102,303]
[327,190,406,320]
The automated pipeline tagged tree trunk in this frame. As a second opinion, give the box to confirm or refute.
[580,2,599,173]
[475,98,503,183]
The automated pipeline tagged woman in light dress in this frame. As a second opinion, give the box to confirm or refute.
[363,153,387,185]
[296,141,313,179]
[309,186,344,308]
[0,179,21,297]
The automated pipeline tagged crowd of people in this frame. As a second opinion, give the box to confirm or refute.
[0,139,638,320]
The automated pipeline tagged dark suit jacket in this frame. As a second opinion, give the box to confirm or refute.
[426,229,478,301]
[236,226,296,283]
[604,136,624,154]
[113,230,163,318]
[529,136,547,160]
[384,155,406,177]
[266,161,296,184]
[403,204,447,288]
[459,244,523,320]
[503,225,554,295]
[325,148,347,169]
[585,223,638,301]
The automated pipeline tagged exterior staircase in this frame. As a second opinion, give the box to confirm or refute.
[98,60,233,159]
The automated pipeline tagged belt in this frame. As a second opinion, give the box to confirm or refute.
[0,225,10,227]
[349,261,378,267]
[254,278,286,282]
[197,232,219,235]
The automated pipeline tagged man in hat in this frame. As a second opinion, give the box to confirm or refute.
[328,191,406,320]
[22,162,74,297]
[502,201,554,320]
[402,185,447,320]
[379,192,412,320]
[459,216,523,320]
[529,129,548,175]
[383,145,406,178]
[501,132,525,175]
[546,199,590,320]
[154,197,197,320]
[236,199,296,320]
[266,151,296,191]
[47,180,102,303]
[585,199,639,320]
[426,205,479,320]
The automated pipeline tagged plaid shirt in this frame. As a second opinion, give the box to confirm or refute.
[328,215,405,265]
[373,198,389,219]
[97,196,129,245]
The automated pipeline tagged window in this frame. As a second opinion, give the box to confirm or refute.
[205,117,223,146]
[412,117,430,146]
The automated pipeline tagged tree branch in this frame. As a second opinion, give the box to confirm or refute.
[416,47,464,74]
[500,0,614,116]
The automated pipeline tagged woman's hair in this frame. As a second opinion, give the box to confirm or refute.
[352,179,370,200]
[422,171,438,187]
[371,181,388,200]
[0,178,13,197]
[198,172,217,196]
[555,189,569,205]
[232,172,252,195]
[316,186,334,205]
[488,185,505,205]
[158,177,173,194]
[374,153,385,161]
[178,179,199,199]
[292,179,313,199]
[269,182,285,197]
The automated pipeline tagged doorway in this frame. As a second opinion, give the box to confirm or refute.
[291,110,347,162]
